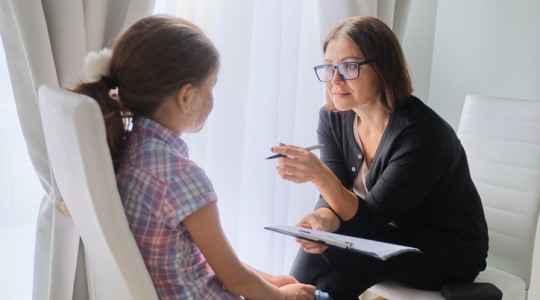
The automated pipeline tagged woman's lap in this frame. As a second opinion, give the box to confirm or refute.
[290,226,458,299]
[291,248,454,299]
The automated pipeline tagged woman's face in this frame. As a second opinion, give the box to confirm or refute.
[323,37,381,112]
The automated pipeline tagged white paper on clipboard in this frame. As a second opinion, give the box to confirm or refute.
[265,225,421,260]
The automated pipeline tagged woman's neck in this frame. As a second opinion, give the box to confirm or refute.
[353,102,389,135]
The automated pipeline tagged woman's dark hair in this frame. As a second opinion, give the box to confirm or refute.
[323,16,412,111]
[71,15,220,169]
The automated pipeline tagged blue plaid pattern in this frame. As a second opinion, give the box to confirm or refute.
[116,117,240,300]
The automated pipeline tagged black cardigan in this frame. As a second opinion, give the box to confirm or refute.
[315,96,488,278]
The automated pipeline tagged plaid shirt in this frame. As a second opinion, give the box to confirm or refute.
[116,117,241,300]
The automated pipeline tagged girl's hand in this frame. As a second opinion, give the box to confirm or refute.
[266,274,298,287]
[279,283,316,300]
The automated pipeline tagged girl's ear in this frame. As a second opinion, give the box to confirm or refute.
[176,83,193,112]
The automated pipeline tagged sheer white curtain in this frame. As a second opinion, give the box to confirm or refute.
[0,1,154,299]
[157,0,411,274]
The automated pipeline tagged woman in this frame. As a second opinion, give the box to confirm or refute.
[73,15,317,300]
[271,16,488,299]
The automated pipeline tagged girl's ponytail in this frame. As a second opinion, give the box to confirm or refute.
[71,48,130,170]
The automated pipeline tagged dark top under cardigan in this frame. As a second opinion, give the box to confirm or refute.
[314,95,488,279]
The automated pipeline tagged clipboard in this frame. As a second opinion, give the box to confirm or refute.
[265,225,421,260]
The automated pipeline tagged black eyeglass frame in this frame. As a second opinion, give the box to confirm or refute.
[313,59,377,82]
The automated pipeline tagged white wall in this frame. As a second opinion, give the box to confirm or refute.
[428,0,540,128]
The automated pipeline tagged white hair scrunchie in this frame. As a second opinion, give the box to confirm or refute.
[83,48,113,82]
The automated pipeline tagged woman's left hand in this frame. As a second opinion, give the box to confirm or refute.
[272,144,327,184]
[294,210,340,254]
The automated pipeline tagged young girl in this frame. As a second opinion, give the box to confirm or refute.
[73,15,317,300]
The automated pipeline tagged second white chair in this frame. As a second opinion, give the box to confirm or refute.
[368,94,540,300]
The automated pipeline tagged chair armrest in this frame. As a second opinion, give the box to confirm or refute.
[441,283,502,300]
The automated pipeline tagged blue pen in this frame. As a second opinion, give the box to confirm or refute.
[266,144,324,160]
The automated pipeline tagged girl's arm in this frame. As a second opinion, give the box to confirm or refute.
[183,202,315,300]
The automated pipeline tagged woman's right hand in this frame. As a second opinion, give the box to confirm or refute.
[271,144,329,185]
[295,209,340,254]
[279,283,316,300]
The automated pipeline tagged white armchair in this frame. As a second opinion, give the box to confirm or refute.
[38,85,158,300]
[368,94,540,300]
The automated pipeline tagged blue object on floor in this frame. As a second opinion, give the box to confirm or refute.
[314,290,332,300]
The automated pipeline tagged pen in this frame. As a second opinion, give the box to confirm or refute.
[266,144,324,160]
[297,229,352,249]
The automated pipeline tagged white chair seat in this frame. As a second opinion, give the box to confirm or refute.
[475,267,526,300]
[369,266,526,300]
[368,282,444,300]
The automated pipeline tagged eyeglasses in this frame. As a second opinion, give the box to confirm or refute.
[313,59,376,82]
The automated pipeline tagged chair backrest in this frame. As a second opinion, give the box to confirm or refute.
[457,94,540,289]
[38,85,158,300]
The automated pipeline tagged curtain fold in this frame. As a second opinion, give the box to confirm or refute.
[0,1,155,298]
